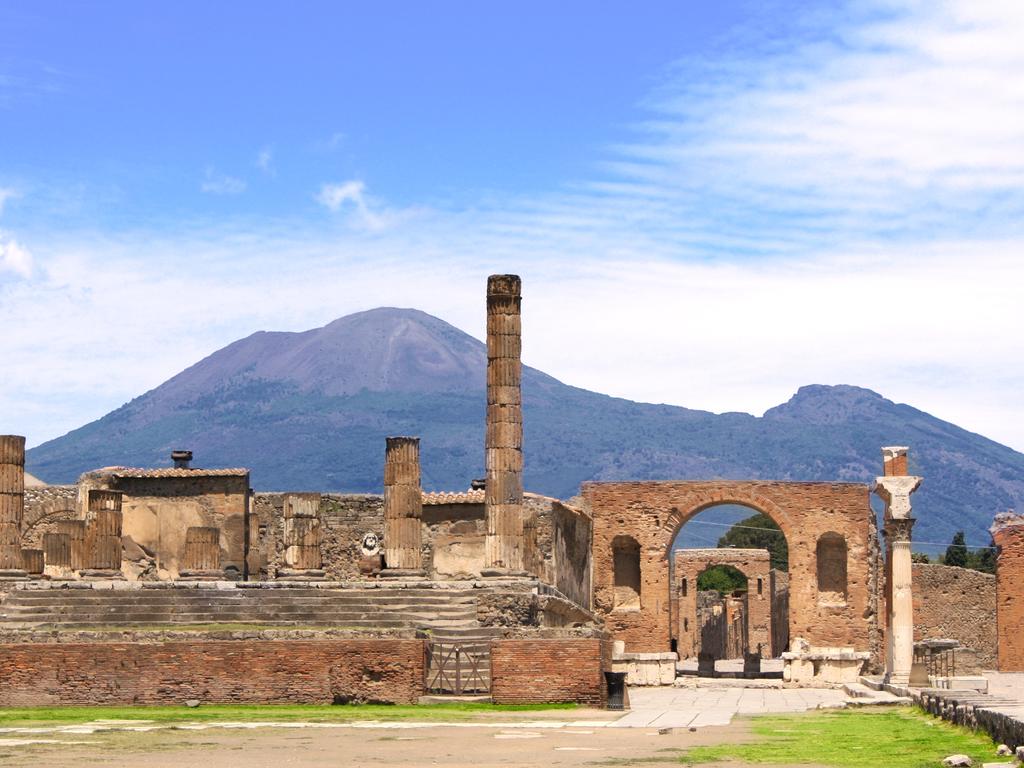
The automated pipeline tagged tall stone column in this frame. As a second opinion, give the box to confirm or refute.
[874,446,922,686]
[0,435,27,579]
[383,436,424,575]
[484,274,525,575]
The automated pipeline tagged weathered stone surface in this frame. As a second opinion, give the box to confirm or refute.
[383,437,423,571]
[0,436,26,575]
[913,563,996,672]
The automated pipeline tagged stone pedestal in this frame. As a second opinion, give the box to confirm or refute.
[382,437,424,576]
[0,435,27,579]
[484,274,526,575]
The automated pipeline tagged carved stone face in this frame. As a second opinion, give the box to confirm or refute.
[361,531,380,555]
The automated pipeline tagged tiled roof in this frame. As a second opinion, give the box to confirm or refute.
[99,467,249,479]
[421,489,485,505]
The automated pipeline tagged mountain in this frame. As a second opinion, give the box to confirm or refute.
[26,308,1024,546]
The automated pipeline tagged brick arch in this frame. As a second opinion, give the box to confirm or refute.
[582,480,879,659]
[659,490,792,560]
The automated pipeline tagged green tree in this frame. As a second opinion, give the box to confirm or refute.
[717,513,788,571]
[943,531,968,567]
[911,552,930,564]
[697,564,748,594]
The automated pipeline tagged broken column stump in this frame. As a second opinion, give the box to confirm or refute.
[0,435,28,579]
[381,436,425,577]
[279,493,325,580]
[81,490,124,578]
[181,526,223,580]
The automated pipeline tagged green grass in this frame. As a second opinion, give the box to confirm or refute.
[0,701,577,727]
[678,708,998,767]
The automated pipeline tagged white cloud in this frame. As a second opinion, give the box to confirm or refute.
[256,146,274,175]
[200,168,246,195]
[0,233,32,278]
[315,180,389,230]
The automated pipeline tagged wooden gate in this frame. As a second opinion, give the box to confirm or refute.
[424,642,490,695]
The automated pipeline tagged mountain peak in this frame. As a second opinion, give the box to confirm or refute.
[764,384,893,424]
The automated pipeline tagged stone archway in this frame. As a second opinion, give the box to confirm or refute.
[675,548,773,659]
[583,480,879,659]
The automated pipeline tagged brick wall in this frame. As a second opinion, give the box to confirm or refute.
[0,638,425,706]
[912,563,996,672]
[993,516,1024,672]
[490,638,610,706]
[584,481,880,661]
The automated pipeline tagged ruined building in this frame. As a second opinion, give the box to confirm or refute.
[0,274,1018,706]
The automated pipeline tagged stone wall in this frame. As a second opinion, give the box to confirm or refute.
[21,485,78,547]
[549,501,592,610]
[585,481,879,658]
[912,563,996,672]
[0,638,425,705]
[253,493,384,580]
[490,638,610,706]
[80,471,249,579]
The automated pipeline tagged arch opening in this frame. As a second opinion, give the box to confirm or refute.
[671,503,790,669]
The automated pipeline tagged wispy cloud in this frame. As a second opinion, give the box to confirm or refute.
[315,180,391,230]
[200,168,246,195]
[256,146,274,175]
[0,233,32,278]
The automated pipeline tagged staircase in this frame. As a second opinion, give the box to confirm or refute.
[0,585,483,634]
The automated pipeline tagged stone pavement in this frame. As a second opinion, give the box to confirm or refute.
[609,685,848,728]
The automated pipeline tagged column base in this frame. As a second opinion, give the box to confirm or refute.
[379,568,426,579]
[884,672,910,686]
[0,568,28,581]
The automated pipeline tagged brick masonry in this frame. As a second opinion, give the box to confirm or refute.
[0,638,426,706]
[584,481,880,661]
[912,563,996,672]
[993,515,1024,671]
[490,638,610,706]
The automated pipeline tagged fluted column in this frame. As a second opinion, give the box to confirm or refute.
[383,436,424,574]
[280,493,325,580]
[883,518,915,684]
[484,274,525,574]
[0,435,27,578]
[84,489,123,577]
[875,446,922,686]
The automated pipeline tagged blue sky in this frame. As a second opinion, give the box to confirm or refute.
[2,0,1023,453]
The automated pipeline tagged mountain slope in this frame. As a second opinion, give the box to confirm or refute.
[26,308,1024,545]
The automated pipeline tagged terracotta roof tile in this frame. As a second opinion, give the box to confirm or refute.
[103,467,249,479]
[421,489,485,505]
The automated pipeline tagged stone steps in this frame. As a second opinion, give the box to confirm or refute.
[0,586,487,632]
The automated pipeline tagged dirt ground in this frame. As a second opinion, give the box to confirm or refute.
[0,716,824,768]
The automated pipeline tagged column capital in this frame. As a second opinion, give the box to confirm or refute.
[883,517,915,543]
[874,475,922,520]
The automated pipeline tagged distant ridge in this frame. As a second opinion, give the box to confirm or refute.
[26,308,1024,545]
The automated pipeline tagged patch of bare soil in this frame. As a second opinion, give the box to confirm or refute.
[0,719,803,768]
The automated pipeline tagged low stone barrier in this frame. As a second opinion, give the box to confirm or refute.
[915,688,1024,750]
